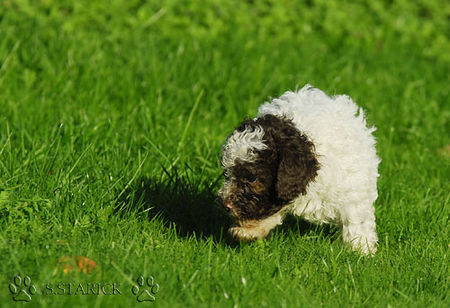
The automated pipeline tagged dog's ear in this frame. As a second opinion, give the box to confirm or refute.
[274,121,319,202]
[254,114,319,202]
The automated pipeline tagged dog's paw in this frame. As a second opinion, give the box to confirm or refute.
[229,225,270,241]
[342,222,378,256]
[349,238,378,256]
[229,226,255,241]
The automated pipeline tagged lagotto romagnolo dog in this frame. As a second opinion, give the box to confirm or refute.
[218,85,380,255]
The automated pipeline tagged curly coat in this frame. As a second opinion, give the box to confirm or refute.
[219,85,380,255]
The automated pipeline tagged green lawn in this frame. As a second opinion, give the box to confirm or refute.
[0,0,449,307]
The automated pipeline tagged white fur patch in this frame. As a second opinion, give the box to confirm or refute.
[222,125,267,169]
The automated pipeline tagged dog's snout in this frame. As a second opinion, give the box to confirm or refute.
[223,199,234,211]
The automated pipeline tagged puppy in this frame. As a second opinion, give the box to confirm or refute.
[218,85,380,255]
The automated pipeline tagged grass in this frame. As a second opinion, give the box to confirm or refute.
[0,0,449,307]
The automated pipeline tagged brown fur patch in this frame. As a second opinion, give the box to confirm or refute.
[221,114,319,221]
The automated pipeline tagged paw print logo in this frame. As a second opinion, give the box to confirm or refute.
[8,275,37,302]
[131,275,159,302]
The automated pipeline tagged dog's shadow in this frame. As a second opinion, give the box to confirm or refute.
[115,168,335,245]
[115,168,234,244]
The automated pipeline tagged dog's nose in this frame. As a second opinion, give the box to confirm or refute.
[223,199,234,211]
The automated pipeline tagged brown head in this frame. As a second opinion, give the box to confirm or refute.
[218,114,319,239]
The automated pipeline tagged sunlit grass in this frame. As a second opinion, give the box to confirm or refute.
[0,1,448,306]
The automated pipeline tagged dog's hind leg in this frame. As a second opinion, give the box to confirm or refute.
[341,204,378,255]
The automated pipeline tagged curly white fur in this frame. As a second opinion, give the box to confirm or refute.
[239,85,380,255]
[221,125,267,170]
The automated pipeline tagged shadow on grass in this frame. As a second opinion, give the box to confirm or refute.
[115,167,235,244]
[274,215,337,240]
[115,167,337,246]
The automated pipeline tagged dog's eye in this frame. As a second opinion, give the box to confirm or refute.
[248,176,257,183]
